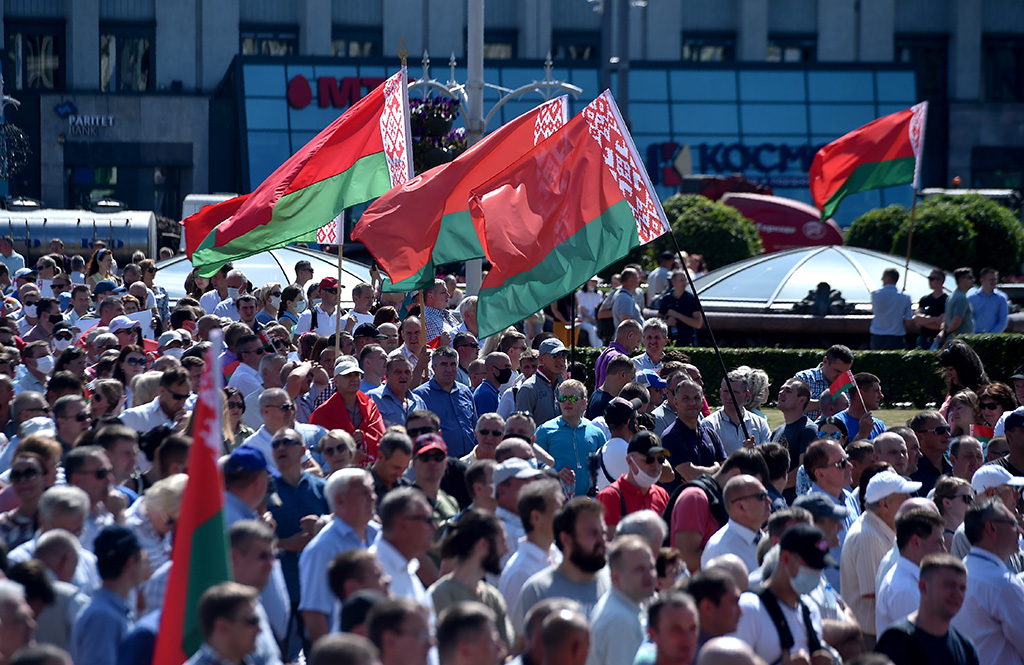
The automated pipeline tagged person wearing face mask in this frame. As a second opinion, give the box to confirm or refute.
[730,524,835,665]
[277,285,305,334]
[157,331,186,360]
[474,352,513,416]
[16,284,41,335]
[595,431,671,530]
[16,342,54,395]
[212,269,249,320]
[256,282,282,326]
[23,297,64,347]
[52,323,77,354]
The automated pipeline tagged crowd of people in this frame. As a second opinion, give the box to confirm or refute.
[0,236,1018,665]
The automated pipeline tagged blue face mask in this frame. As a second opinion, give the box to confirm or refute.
[791,565,822,595]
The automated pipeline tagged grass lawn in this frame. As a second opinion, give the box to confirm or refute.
[760,408,916,431]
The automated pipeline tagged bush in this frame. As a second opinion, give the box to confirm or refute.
[891,197,977,272]
[649,194,763,272]
[845,205,908,253]
[949,195,1024,277]
[568,334,1024,408]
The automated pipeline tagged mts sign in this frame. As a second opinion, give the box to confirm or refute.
[286,75,387,109]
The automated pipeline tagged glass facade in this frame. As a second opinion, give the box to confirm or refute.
[5,21,64,90]
[100,25,153,92]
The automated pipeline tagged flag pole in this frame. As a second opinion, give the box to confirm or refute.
[570,290,577,367]
[901,190,919,292]
[335,214,344,360]
[666,232,749,441]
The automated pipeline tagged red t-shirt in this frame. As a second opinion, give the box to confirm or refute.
[670,486,721,549]
[595,475,670,528]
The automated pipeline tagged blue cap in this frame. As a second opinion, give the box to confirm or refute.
[225,445,280,478]
[636,369,667,390]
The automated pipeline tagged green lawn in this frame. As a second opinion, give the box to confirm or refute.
[760,408,916,431]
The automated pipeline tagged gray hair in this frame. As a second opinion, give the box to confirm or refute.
[615,509,667,547]
[458,296,477,319]
[38,486,90,525]
[641,317,668,337]
[378,431,413,459]
[259,353,287,376]
[324,468,370,506]
[379,487,428,532]
[430,346,458,365]
[226,269,247,284]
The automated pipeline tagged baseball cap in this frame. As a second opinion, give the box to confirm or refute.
[779,523,837,569]
[864,470,922,503]
[635,369,667,390]
[318,277,339,290]
[793,493,850,521]
[1003,411,1024,431]
[224,446,280,478]
[414,433,448,457]
[13,267,35,280]
[158,330,183,348]
[1010,364,1024,382]
[971,465,1024,493]
[94,525,142,564]
[52,321,74,336]
[626,430,669,457]
[333,356,363,377]
[107,315,138,334]
[353,323,386,340]
[538,338,567,357]
[605,397,642,428]
[491,458,544,497]
[92,280,123,296]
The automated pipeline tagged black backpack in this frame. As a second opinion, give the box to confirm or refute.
[755,587,823,665]
[660,474,727,545]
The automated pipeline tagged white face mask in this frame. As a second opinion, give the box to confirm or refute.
[791,565,823,595]
[628,456,661,490]
[162,347,184,360]
[23,304,37,319]
[269,296,281,310]
[294,300,306,314]
[227,287,241,301]
[310,299,321,309]
[34,354,55,375]
[54,338,73,352]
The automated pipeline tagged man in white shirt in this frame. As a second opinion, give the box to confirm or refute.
[212,269,249,320]
[228,334,266,397]
[586,536,656,665]
[704,371,771,456]
[199,264,232,314]
[701,474,770,572]
[293,277,341,339]
[370,487,437,625]
[118,367,192,435]
[497,477,563,614]
[342,283,377,332]
[492,458,544,560]
[875,508,946,636]
[951,497,1024,664]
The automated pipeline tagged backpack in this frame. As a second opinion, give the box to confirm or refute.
[660,474,727,545]
[754,587,822,665]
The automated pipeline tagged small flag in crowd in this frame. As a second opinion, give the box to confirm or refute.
[828,370,857,397]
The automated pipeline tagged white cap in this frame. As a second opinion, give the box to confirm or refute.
[971,465,1024,494]
[107,316,137,334]
[864,470,922,503]
[490,458,543,498]
[333,356,363,377]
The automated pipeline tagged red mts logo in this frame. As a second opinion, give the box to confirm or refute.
[286,75,387,109]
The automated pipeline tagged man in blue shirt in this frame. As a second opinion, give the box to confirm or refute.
[968,267,1009,334]
[870,269,913,350]
[835,372,887,442]
[534,379,607,497]
[368,355,428,430]
[473,352,512,416]
[413,347,477,458]
[70,525,150,665]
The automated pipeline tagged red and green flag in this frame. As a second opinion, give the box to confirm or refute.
[809,102,928,220]
[970,424,994,443]
[352,96,569,293]
[469,91,669,338]
[185,69,413,276]
[828,370,856,397]
[153,333,231,665]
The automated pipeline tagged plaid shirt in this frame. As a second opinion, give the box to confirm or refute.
[794,363,828,419]
[424,305,459,342]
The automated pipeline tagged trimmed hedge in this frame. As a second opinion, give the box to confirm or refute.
[568,333,1024,408]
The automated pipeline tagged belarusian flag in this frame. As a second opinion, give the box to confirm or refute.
[970,424,994,443]
[828,370,856,397]
[352,96,569,293]
[470,91,669,338]
[153,333,231,665]
[186,69,413,276]
[809,102,928,220]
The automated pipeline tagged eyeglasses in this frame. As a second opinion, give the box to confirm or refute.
[124,357,146,366]
[402,514,439,526]
[272,437,302,449]
[406,426,437,438]
[55,333,74,341]
[632,453,665,465]
[10,468,41,482]
[145,267,157,274]
[829,457,851,469]
[732,491,769,503]
[980,402,1001,411]
[167,390,190,401]
[52,283,69,290]
[245,347,265,356]
[321,444,347,456]
[322,288,338,294]
[92,467,112,480]
[477,428,503,437]
[417,452,446,463]
[550,351,568,358]
[457,343,479,350]
[958,494,974,505]
[821,431,844,441]
[270,402,296,412]
[65,413,91,422]
[929,275,944,281]
[272,339,289,349]
[227,401,245,409]
[233,615,262,628]
[915,425,952,435]
[558,394,581,403]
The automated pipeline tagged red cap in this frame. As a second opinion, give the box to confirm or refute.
[318,277,339,290]
[414,433,447,456]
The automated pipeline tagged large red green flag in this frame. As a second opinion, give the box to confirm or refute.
[351,96,569,293]
[153,333,231,665]
[186,69,413,276]
[470,91,669,338]
[809,102,928,220]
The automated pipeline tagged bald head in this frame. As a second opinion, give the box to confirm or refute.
[704,554,750,593]
[541,609,590,665]
[696,637,766,665]
[896,497,939,519]
[873,432,909,476]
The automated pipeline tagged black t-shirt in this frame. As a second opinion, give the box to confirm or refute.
[770,415,820,470]
[989,455,1024,477]
[875,618,979,665]
[586,388,614,420]
[918,293,948,341]
[659,290,700,346]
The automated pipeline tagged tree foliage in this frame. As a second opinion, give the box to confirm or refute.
[645,194,763,271]
[844,205,908,253]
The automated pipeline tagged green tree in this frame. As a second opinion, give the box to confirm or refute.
[891,197,977,272]
[845,204,908,253]
[940,194,1024,277]
[645,194,763,271]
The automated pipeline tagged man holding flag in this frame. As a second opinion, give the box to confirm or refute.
[793,344,854,420]
[835,372,887,442]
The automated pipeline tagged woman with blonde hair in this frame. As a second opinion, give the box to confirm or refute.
[256,282,283,326]
[317,430,359,475]
[125,473,188,570]
[933,475,973,551]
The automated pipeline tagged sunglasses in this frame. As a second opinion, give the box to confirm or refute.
[227,401,245,409]
[116,328,141,335]
[124,357,146,366]
[477,428,503,437]
[10,468,41,482]
[272,438,302,450]
[417,451,446,463]
[168,390,190,401]
[146,268,157,274]
[821,431,845,441]
[322,288,338,294]
[406,426,437,438]
[732,491,770,503]
[65,413,91,422]
[234,615,261,628]
[958,494,974,505]
[915,425,952,435]
[272,339,289,349]
[246,347,265,356]
[271,402,296,412]
[321,444,348,456]
[980,402,1001,410]
[91,467,112,480]
[558,394,581,403]
[270,291,282,298]
[55,333,74,341]
[52,283,69,290]
[829,457,851,469]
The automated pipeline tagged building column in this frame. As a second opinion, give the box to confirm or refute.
[65,0,100,90]
[156,0,197,91]
[951,0,982,101]
[518,0,552,60]
[427,0,466,60]
[299,0,332,56]
[635,1,681,60]
[817,0,856,62]
[737,0,767,62]
[198,0,240,93]
[858,0,894,62]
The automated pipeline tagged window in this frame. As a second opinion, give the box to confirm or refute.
[5,21,64,90]
[681,34,735,62]
[767,35,816,63]
[896,36,948,101]
[100,24,153,92]
[331,27,382,58]
[240,26,299,57]
[552,31,600,61]
[481,29,517,60]
[982,36,1024,102]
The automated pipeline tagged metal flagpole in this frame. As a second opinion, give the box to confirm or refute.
[901,190,919,292]
[335,213,343,360]
[666,232,750,441]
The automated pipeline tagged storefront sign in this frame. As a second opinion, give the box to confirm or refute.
[286,75,387,110]
[52,101,116,137]
[648,141,824,187]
